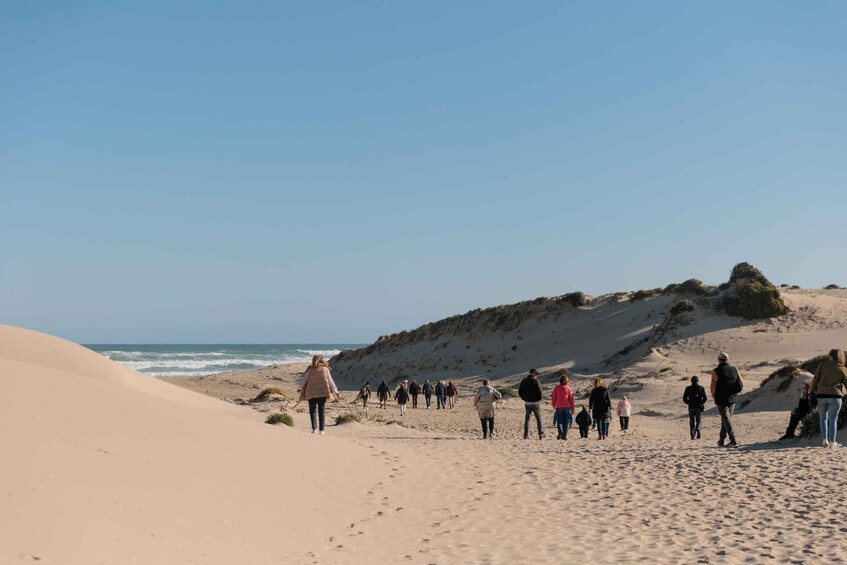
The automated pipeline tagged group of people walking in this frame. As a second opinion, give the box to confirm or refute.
[355,379,458,416]
[298,349,847,446]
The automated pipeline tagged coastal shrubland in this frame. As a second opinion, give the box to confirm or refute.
[674,279,708,296]
[335,413,361,425]
[265,412,294,426]
[720,262,788,319]
[253,387,286,402]
[669,299,695,316]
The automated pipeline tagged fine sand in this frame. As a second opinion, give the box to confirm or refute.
[4,287,847,564]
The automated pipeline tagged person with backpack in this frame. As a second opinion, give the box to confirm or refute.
[589,377,612,440]
[575,406,592,438]
[377,380,390,409]
[617,395,632,433]
[473,379,503,439]
[779,382,812,441]
[446,381,458,408]
[809,349,847,448]
[422,379,434,409]
[297,355,339,435]
[435,380,447,410]
[683,375,707,440]
[518,369,544,439]
[409,380,422,409]
[710,352,743,448]
[357,382,371,416]
[551,375,575,440]
[394,380,410,416]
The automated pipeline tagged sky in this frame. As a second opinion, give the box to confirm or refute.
[2,2,846,343]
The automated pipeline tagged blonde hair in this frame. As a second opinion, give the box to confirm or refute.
[311,354,329,369]
[593,377,607,389]
[830,349,846,366]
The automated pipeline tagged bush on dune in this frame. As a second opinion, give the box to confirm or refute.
[335,413,361,425]
[720,262,788,319]
[253,387,286,402]
[630,288,662,302]
[265,412,294,426]
[562,292,589,307]
[825,284,840,290]
[669,299,695,316]
[675,279,708,296]
[496,386,518,398]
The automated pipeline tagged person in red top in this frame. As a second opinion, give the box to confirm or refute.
[551,375,575,440]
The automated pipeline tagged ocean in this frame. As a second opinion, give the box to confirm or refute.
[85,344,365,377]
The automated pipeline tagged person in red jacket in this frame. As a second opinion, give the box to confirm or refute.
[551,375,575,440]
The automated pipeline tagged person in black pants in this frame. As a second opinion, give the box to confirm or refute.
[779,382,812,440]
[575,406,592,438]
[409,380,421,409]
[518,369,544,439]
[683,375,708,440]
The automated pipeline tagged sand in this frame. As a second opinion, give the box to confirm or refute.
[4,288,847,563]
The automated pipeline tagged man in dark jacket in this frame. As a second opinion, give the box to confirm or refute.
[518,369,544,439]
[422,379,434,409]
[435,381,447,410]
[409,380,421,409]
[683,375,708,440]
[710,352,743,448]
[377,381,390,409]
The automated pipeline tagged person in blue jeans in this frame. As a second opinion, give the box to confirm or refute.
[589,377,612,440]
[435,380,447,410]
[809,349,847,448]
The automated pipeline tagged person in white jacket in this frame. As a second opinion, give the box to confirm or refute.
[617,395,632,433]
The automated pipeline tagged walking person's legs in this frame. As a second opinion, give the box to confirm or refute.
[308,398,318,432]
[532,404,543,438]
[488,417,494,437]
[820,397,843,445]
[718,403,736,445]
[523,405,532,438]
[317,397,327,432]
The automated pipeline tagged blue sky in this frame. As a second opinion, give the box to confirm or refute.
[2,2,846,343]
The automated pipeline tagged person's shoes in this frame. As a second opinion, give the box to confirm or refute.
[831,441,841,448]
[482,434,488,440]
[691,432,696,440]
[717,440,725,447]
[556,432,562,440]
[320,431,325,435]
[726,441,739,449]
[823,440,830,448]
[311,429,318,434]
[696,430,701,440]
[523,435,529,440]
[538,433,545,440]
[778,435,791,441]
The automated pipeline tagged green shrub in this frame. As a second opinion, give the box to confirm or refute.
[722,279,788,319]
[825,284,840,290]
[663,283,679,294]
[675,279,708,296]
[670,299,695,315]
[759,365,799,393]
[265,412,294,426]
[335,413,361,425]
[790,285,800,290]
[562,292,589,307]
[631,288,662,302]
[496,386,518,398]
[729,262,771,286]
[254,387,286,402]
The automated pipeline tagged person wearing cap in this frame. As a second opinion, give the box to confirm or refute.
[518,369,544,439]
[710,352,743,448]
[683,375,708,440]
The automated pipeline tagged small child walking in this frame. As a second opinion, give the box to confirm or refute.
[617,395,632,433]
[575,405,592,438]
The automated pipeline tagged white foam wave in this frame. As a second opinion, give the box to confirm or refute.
[296,349,342,357]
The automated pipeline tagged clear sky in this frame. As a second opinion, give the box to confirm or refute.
[2,2,846,343]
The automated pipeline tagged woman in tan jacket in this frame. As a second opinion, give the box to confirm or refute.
[297,355,339,435]
[809,349,847,448]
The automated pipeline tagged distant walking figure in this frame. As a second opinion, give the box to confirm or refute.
[377,381,390,409]
[710,352,743,448]
[297,355,339,435]
[519,369,544,439]
[575,406,592,438]
[435,380,447,410]
[683,375,707,440]
[779,382,812,441]
[589,377,612,440]
[395,380,410,417]
[809,349,847,448]
[357,382,371,416]
[409,380,421,409]
[422,379,434,409]
[473,379,503,439]
[617,396,632,432]
[551,375,575,440]
[446,381,458,409]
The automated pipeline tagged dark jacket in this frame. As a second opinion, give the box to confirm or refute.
[435,382,446,396]
[446,383,457,396]
[795,395,811,417]
[394,385,409,404]
[377,382,390,398]
[518,376,543,403]
[683,384,707,411]
[575,410,592,428]
[589,387,612,418]
[712,363,743,405]
[409,382,421,395]
[422,382,433,395]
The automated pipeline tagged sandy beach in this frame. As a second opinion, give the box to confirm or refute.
[4,287,847,563]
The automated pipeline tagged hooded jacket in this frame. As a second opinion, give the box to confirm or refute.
[683,383,707,411]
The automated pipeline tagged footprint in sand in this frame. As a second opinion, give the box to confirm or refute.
[19,556,43,562]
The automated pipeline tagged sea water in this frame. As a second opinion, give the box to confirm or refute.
[85,344,364,377]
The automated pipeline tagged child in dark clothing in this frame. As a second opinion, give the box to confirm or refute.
[575,405,592,438]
